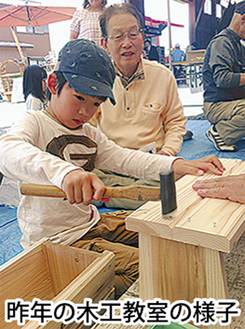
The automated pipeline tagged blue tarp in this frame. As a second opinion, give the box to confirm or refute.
[179,120,245,160]
[0,205,22,265]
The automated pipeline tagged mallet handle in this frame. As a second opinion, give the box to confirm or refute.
[20,183,161,202]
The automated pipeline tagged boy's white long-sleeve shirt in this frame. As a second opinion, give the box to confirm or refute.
[0,110,176,248]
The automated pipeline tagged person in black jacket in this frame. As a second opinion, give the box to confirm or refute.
[203,0,245,152]
[144,38,159,62]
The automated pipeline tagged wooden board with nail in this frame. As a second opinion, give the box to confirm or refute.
[126,158,245,329]
[126,158,245,253]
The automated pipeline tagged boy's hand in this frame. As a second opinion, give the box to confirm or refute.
[61,169,106,205]
[192,174,245,204]
[172,155,225,180]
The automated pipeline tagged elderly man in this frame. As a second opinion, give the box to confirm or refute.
[90,3,187,208]
[203,0,245,152]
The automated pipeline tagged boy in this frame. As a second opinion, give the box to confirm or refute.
[0,39,224,297]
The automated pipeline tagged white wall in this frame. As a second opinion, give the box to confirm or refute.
[144,0,189,55]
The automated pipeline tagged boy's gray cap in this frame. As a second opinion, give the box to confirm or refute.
[57,39,116,105]
[235,1,245,15]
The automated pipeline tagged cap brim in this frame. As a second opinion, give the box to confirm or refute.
[63,72,116,105]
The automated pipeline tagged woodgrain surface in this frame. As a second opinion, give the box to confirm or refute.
[1,239,115,329]
[125,158,245,329]
[126,159,245,253]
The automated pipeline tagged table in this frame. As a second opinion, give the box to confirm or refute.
[126,158,245,329]
[167,60,204,92]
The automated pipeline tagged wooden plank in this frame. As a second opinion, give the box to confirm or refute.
[22,250,115,329]
[1,239,115,329]
[139,233,229,302]
[51,250,115,304]
[44,242,99,295]
[139,233,207,302]
[126,159,245,252]
[0,239,55,329]
[139,234,231,329]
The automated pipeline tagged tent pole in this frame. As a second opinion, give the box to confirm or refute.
[10,26,25,60]
[167,0,173,71]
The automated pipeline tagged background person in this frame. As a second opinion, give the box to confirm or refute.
[70,0,107,47]
[202,0,245,152]
[171,43,186,85]
[171,43,186,63]
[144,38,159,62]
[23,65,48,111]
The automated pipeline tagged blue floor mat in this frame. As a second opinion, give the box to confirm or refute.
[180,121,245,160]
[0,205,23,265]
[1,120,245,266]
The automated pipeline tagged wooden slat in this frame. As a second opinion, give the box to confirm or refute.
[139,234,231,329]
[44,242,99,295]
[1,239,115,329]
[139,233,229,300]
[126,159,245,252]
[22,250,115,329]
[0,239,55,329]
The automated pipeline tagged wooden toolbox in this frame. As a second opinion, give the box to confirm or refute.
[0,238,115,328]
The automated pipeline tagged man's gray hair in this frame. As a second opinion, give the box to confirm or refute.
[99,3,144,39]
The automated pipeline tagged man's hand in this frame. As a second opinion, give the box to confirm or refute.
[172,155,225,180]
[192,174,245,204]
[61,169,106,205]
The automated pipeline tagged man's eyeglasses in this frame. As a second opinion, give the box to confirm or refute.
[107,28,143,42]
